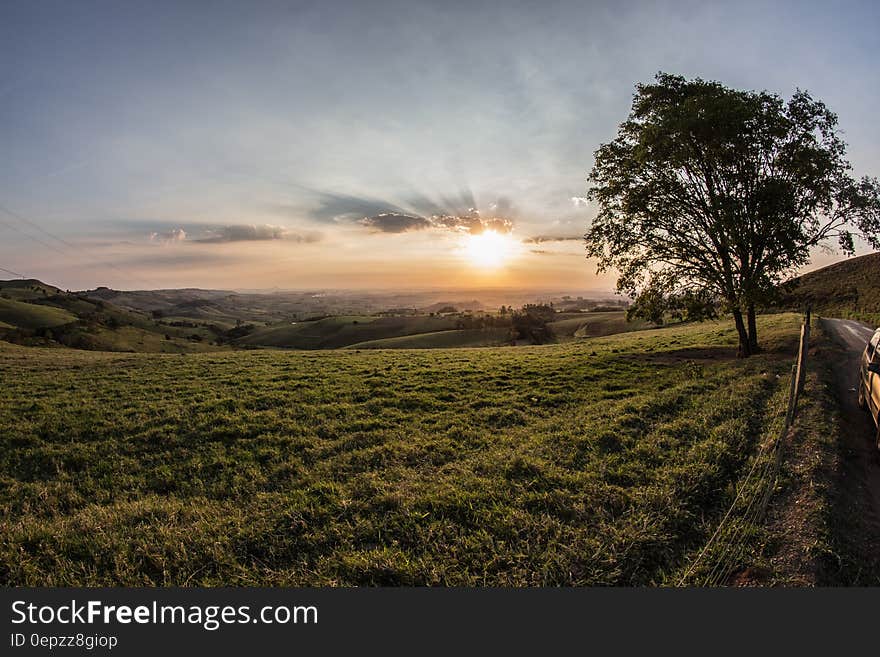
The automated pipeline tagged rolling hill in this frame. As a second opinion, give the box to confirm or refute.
[0,297,76,329]
[548,311,656,339]
[780,252,880,321]
[347,327,512,349]
[237,315,460,349]
[0,279,225,353]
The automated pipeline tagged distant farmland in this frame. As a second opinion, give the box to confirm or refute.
[238,311,657,350]
[0,314,800,585]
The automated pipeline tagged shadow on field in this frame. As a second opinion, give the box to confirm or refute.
[625,346,739,363]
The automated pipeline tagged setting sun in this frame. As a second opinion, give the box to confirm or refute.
[464,230,519,268]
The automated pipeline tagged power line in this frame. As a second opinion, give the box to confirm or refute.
[0,202,77,249]
[0,205,160,290]
[0,266,27,278]
[0,216,70,257]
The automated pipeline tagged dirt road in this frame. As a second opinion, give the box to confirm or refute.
[820,318,880,583]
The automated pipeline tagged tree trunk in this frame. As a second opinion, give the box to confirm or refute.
[732,308,751,358]
[746,303,760,353]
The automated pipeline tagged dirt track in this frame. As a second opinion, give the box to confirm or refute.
[820,318,880,583]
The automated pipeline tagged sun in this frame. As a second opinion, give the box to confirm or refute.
[464,230,518,268]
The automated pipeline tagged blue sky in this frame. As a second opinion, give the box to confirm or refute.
[1,0,878,290]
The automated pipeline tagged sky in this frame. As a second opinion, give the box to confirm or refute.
[0,0,878,292]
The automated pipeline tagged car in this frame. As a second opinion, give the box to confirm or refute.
[858,327,880,447]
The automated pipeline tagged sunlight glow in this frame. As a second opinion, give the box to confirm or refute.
[464,230,518,268]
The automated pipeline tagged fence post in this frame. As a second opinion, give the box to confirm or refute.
[784,363,798,428]
[789,311,810,424]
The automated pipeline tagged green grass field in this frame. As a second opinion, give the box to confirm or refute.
[549,311,657,339]
[0,314,800,585]
[238,315,459,349]
[781,252,880,324]
[347,327,511,349]
[66,325,225,353]
[0,297,76,329]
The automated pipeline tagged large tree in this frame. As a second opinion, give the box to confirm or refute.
[585,73,880,356]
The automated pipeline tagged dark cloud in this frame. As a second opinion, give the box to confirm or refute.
[360,210,514,236]
[193,224,322,243]
[303,188,516,236]
[359,213,432,233]
[308,192,408,223]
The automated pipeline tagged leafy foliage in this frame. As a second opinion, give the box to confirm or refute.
[585,73,880,355]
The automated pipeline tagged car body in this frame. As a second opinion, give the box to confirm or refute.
[858,327,880,447]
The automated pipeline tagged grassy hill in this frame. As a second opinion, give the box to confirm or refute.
[548,311,656,339]
[0,297,76,329]
[347,327,512,349]
[0,279,658,352]
[0,279,225,353]
[780,252,880,322]
[0,279,63,300]
[238,315,460,349]
[0,313,801,586]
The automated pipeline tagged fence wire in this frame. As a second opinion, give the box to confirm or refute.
[677,312,810,586]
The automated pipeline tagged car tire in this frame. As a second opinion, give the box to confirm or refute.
[859,382,868,411]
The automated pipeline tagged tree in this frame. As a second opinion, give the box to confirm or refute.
[510,304,556,344]
[585,73,880,356]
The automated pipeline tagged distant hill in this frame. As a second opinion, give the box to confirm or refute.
[1,279,660,352]
[346,327,511,349]
[779,252,880,320]
[237,315,461,349]
[0,279,225,353]
[0,296,76,329]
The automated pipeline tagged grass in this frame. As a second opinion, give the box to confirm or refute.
[0,297,76,329]
[548,311,657,339]
[0,314,801,586]
[780,251,880,320]
[733,317,880,586]
[347,327,511,349]
[0,279,62,301]
[64,325,225,353]
[238,315,459,349]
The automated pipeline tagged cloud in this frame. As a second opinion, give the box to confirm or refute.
[304,189,515,235]
[308,192,408,224]
[193,224,322,243]
[359,213,433,233]
[571,196,590,207]
[360,209,514,236]
[431,211,513,235]
[149,228,186,244]
[522,235,582,244]
[125,250,245,267]
[529,249,582,257]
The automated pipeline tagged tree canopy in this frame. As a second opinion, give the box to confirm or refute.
[585,73,880,356]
